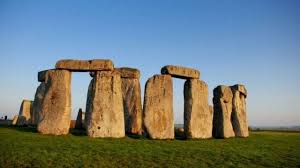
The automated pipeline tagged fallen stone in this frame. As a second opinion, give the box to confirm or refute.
[86,71,125,138]
[31,82,46,125]
[143,74,174,139]
[161,65,200,79]
[212,85,235,138]
[231,84,249,137]
[37,70,72,135]
[121,78,142,134]
[116,67,140,78]
[55,59,114,72]
[184,79,212,139]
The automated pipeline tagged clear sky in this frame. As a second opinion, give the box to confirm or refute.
[0,0,299,126]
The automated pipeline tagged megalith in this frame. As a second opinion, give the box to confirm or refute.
[86,71,125,138]
[161,65,200,79]
[143,74,174,139]
[55,59,114,72]
[31,82,46,125]
[18,100,33,125]
[231,84,249,137]
[184,79,212,139]
[116,67,142,135]
[11,115,18,125]
[212,85,235,138]
[37,70,72,135]
[75,108,84,129]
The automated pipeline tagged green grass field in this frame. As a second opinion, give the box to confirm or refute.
[0,126,299,168]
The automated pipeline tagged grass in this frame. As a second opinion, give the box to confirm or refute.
[0,126,299,168]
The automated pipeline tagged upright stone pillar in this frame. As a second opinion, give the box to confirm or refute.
[37,70,72,135]
[84,78,94,129]
[75,108,84,129]
[184,79,212,139]
[17,100,33,126]
[143,75,174,139]
[212,85,235,138]
[116,68,142,135]
[86,71,125,138]
[231,84,249,137]
[31,82,46,125]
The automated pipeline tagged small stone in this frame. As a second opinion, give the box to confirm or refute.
[11,115,18,125]
[75,108,84,129]
[161,65,200,79]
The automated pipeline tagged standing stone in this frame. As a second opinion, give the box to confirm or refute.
[84,79,94,129]
[231,84,249,137]
[31,82,46,125]
[75,108,84,129]
[143,75,174,139]
[212,85,235,138]
[86,71,125,138]
[18,100,33,125]
[116,67,142,135]
[11,115,18,125]
[184,79,212,139]
[37,70,72,135]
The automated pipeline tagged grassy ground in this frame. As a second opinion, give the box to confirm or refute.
[0,126,299,168]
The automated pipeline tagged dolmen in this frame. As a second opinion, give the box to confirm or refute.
[16,59,249,140]
[143,65,212,139]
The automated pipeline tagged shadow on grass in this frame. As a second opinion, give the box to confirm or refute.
[69,128,87,136]
[2,125,38,133]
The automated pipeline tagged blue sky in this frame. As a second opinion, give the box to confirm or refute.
[0,0,299,126]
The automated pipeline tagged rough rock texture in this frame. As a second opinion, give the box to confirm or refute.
[12,115,18,125]
[184,79,212,139]
[121,78,142,134]
[37,70,72,135]
[38,70,48,82]
[161,65,200,79]
[16,115,27,126]
[75,108,84,129]
[116,67,140,78]
[143,75,174,139]
[18,100,33,123]
[86,71,125,138]
[31,82,46,125]
[212,85,235,138]
[55,59,114,72]
[231,84,249,137]
[84,79,94,129]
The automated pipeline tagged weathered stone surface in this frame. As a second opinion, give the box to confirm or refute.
[143,75,174,139]
[86,71,125,138]
[75,108,84,129]
[121,78,142,134]
[209,105,214,114]
[84,79,94,129]
[175,127,185,138]
[184,80,212,138]
[12,115,18,125]
[37,70,71,135]
[184,79,212,139]
[16,115,27,126]
[116,67,140,78]
[231,84,247,97]
[161,65,200,79]
[231,84,249,137]
[38,70,48,82]
[18,100,33,122]
[31,82,46,125]
[55,59,114,72]
[212,85,235,138]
